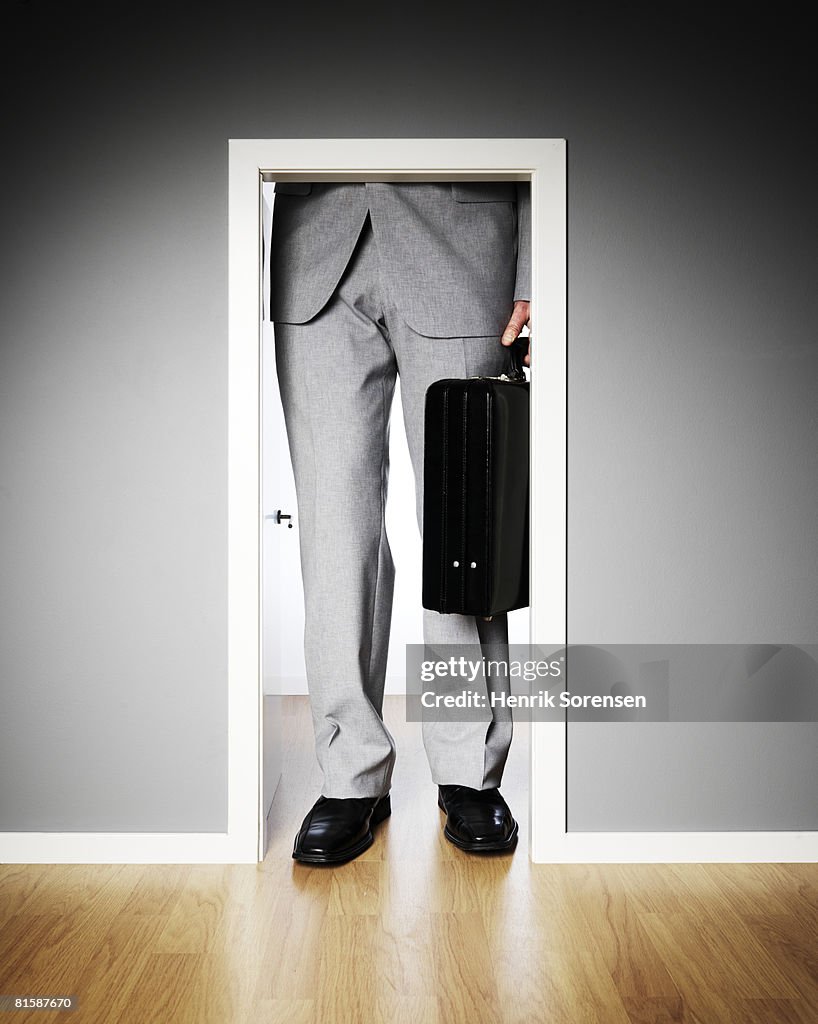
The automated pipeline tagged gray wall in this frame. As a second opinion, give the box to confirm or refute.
[1,4,815,831]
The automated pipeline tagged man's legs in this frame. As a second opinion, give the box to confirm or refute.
[275,208,517,859]
[274,215,398,801]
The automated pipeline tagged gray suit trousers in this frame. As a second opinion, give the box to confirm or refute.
[274,213,513,799]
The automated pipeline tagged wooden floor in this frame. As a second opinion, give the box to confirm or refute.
[2,696,818,1023]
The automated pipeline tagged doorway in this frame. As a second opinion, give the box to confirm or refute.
[260,180,535,854]
[227,139,567,863]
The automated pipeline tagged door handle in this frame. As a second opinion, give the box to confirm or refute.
[264,510,294,528]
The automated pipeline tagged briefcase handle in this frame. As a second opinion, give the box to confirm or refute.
[506,334,529,382]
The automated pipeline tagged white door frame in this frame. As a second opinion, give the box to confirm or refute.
[229,138,567,864]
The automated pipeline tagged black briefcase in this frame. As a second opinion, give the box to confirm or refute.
[422,337,529,616]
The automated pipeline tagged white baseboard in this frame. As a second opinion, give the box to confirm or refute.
[0,831,258,865]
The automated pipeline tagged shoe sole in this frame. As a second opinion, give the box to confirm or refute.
[292,794,391,865]
[438,795,519,854]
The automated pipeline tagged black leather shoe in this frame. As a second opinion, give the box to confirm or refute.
[292,793,391,865]
[437,785,518,853]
